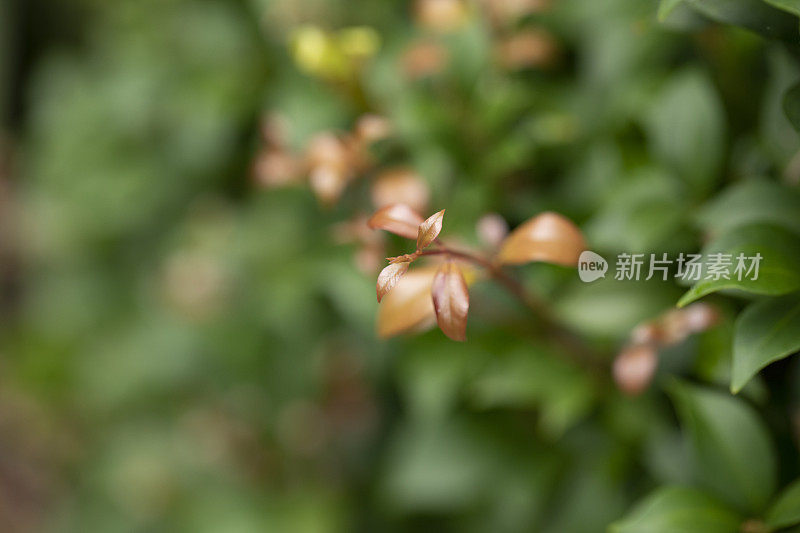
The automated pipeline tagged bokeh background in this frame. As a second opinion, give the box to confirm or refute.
[1,0,800,531]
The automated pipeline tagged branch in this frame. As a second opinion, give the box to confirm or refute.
[419,246,607,370]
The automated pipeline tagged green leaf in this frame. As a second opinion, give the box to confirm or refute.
[645,69,725,195]
[766,478,800,529]
[668,381,776,512]
[678,223,800,307]
[696,180,800,236]
[657,0,798,38]
[609,486,741,533]
[471,346,595,437]
[732,293,800,393]
[784,81,800,133]
[764,0,800,17]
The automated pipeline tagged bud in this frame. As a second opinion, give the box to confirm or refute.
[476,213,509,249]
[613,344,658,396]
[682,302,719,333]
[629,322,663,345]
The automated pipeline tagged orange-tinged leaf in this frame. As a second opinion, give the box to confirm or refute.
[367,204,425,239]
[431,261,469,341]
[377,266,438,338]
[497,212,586,266]
[416,209,445,251]
[376,261,410,302]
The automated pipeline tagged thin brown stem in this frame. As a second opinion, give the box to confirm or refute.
[419,246,607,370]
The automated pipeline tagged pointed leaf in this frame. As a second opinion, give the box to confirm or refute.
[697,180,800,236]
[766,478,800,529]
[668,381,776,513]
[368,204,425,239]
[610,486,741,533]
[783,81,800,133]
[645,69,725,195]
[497,212,586,266]
[431,261,469,341]
[731,293,800,393]
[656,0,797,39]
[677,223,800,307]
[416,209,445,251]
[377,261,410,303]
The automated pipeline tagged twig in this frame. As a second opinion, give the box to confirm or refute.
[419,246,608,370]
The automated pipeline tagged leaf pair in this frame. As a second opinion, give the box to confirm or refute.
[373,208,445,303]
[373,208,468,341]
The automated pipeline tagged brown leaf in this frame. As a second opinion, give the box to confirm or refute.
[613,344,658,396]
[371,167,430,213]
[377,266,438,338]
[376,261,410,302]
[497,211,586,266]
[367,204,425,239]
[416,209,445,251]
[431,261,469,341]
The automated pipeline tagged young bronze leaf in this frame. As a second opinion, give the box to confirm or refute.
[367,204,425,239]
[377,266,438,338]
[431,261,469,341]
[416,209,445,251]
[497,212,586,266]
[376,261,410,302]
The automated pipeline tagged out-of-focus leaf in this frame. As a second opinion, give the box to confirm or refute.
[431,261,469,341]
[783,81,800,133]
[497,212,585,266]
[657,0,797,37]
[416,209,445,251]
[376,261,410,303]
[764,0,800,16]
[731,292,800,393]
[367,203,424,239]
[371,167,430,213]
[586,167,689,253]
[610,486,741,533]
[766,478,800,529]
[471,346,595,436]
[761,48,800,168]
[645,69,725,195]
[555,278,682,338]
[668,381,776,512]
[696,179,800,236]
[677,223,800,307]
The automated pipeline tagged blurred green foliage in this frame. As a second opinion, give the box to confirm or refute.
[2,0,800,531]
